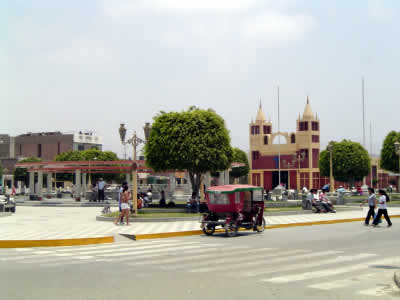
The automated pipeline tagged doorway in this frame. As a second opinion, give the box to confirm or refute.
[272,171,288,189]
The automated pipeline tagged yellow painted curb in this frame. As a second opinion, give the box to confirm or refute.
[134,214,400,240]
[0,236,114,248]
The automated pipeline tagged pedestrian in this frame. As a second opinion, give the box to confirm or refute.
[159,190,166,207]
[372,189,392,227]
[360,187,377,226]
[91,183,98,202]
[118,182,127,224]
[114,185,130,226]
[97,178,105,201]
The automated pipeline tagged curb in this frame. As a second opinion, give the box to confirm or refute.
[96,216,199,222]
[0,236,114,248]
[394,271,400,289]
[132,214,400,240]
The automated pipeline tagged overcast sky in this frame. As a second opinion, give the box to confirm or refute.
[3,0,400,157]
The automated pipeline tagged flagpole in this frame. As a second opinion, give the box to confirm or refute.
[278,86,281,186]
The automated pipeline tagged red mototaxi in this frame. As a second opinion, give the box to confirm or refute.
[200,184,266,237]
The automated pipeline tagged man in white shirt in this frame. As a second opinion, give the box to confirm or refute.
[97,178,106,202]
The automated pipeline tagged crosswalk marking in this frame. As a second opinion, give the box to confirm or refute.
[263,257,400,283]
[98,244,203,257]
[241,253,375,277]
[308,273,375,290]
[168,249,310,272]
[188,250,340,273]
[129,247,272,266]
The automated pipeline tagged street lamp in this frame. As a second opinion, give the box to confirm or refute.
[327,142,334,192]
[119,123,148,216]
[394,141,400,192]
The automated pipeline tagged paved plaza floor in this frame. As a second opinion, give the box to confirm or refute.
[1,206,399,241]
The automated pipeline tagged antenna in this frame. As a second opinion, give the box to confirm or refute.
[362,77,366,147]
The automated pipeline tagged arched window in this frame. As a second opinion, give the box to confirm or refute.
[291,134,296,144]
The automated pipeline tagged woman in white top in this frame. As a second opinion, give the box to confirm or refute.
[360,187,376,225]
[372,189,392,227]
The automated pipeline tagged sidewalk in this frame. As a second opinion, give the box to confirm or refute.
[1,206,399,246]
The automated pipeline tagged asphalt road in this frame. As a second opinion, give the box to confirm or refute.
[1,221,399,300]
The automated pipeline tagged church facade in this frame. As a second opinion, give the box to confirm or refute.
[249,99,396,191]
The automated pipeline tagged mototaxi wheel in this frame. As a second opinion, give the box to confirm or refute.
[255,217,266,232]
[202,225,215,236]
[225,222,238,237]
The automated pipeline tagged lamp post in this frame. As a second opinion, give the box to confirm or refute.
[88,157,97,189]
[119,123,151,216]
[394,141,400,192]
[328,142,334,192]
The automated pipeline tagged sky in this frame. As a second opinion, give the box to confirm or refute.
[3,0,400,157]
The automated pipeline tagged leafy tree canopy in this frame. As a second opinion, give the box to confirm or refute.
[230,147,250,179]
[14,157,42,183]
[145,107,233,193]
[55,149,121,183]
[319,140,370,185]
[380,130,400,173]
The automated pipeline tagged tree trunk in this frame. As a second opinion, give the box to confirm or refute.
[189,171,203,196]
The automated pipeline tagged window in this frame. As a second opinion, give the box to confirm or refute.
[312,135,320,143]
[209,193,229,205]
[251,126,260,135]
[78,144,84,151]
[252,151,260,160]
[312,122,319,131]
[263,126,271,134]
[253,190,263,201]
[264,136,269,145]
[291,134,296,144]
[57,142,61,155]
[235,192,241,204]
[299,122,308,131]
[38,144,42,157]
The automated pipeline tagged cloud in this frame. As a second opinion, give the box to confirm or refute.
[103,0,258,16]
[241,12,315,42]
[367,0,396,22]
[47,39,114,66]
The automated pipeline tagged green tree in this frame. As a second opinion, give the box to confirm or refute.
[13,157,42,185]
[54,149,122,183]
[230,147,250,183]
[319,140,370,186]
[380,130,400,173]
[144,107,233,194]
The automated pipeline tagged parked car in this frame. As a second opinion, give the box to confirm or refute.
[0,195,16,213]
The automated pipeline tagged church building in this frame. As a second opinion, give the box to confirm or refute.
[249,98,329,190]
[249,98,397,191]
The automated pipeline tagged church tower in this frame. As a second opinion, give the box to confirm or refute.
[296,97,320,188]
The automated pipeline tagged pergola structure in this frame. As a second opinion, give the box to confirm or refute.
[15,160,245,199]
[14,160,155,198]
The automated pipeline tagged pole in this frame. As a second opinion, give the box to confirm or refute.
[362,77,366,147]
[277,86,281,186]
[330,148,334,191]
[132,132,138,216]
[370,122,373,187]
[296,153,300,191]
[362,77,367,187]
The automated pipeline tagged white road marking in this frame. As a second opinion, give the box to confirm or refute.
[263,257,400,283]
[174,249,311,272]
[99,245,203,257]
[189,250,340,273]
[130,247,273,266]
[242,253,375,277]
[308,273,375,290]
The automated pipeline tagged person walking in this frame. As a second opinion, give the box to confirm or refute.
[360,187,377,225]
[97,178,105,202]
[372,189,392,227]
[114,185,130,226]
[118,182,127,224]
